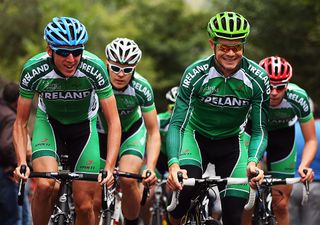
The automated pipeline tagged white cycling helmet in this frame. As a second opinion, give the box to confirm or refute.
[166,86,179,104]
[105,38,142,65]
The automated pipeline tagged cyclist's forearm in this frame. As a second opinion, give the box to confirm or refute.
[13,121,29,165]
[105,123,121,170]
[146,132,160,170]
[299,139,318,168]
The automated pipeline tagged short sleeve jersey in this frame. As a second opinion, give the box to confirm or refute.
[268,83,313,131]
[99,72,156,132]
[167,55,270,166]
[19,51,113,125]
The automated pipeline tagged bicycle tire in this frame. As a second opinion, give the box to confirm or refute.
[266,217,277,225]
[150,209,162,225]
[204,219,222,225]
[252,218,277,225]
[100,210,113,225]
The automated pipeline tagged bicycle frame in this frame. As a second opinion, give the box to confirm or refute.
[99,169,144,225]
[49,155,74,225]
[99,177,123,225]
[50,177,73,224]
[246,174,309,225]
[149,180,168,225]
[18,155,99,225]
[252,181,276,225]
[167,176,249,225]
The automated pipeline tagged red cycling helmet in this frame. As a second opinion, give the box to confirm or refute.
[259,56,292,83]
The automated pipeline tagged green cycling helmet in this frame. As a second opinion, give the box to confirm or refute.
[207,12,250,40]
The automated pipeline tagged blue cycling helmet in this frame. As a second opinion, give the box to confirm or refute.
[44,17,88,47]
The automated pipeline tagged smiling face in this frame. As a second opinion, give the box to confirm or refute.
[47,46,83,77]
[106,60,136,89]
[209,38,244,77]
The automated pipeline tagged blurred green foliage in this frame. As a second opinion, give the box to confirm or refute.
[0,0,319,111]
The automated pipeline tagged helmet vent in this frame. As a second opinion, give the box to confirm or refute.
[221,17,227,30]
[237,18,241,30]
[230,19,234,31]
[274,66,279,75]
[268,64,272,75]
[243,21,248,30]
[281,65,285,75]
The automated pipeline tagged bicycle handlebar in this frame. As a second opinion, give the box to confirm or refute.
[17,165,27,205]
[166,172,183,212]
[140,170,151,206]
[29,171,99,180]
[17,167,145,207]
[244,176,307,210]
[167,175,248,212]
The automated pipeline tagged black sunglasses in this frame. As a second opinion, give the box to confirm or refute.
[51,46,84,57]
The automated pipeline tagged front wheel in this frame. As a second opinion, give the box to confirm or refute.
[150,210,162,225]
[204,219,222,225]
[100,210,113,225]
[265,216,277,225]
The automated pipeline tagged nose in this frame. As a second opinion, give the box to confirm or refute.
[225,49,236,55]
[117,70,125,76]
[65,53,76,62]
[270,88,278,95]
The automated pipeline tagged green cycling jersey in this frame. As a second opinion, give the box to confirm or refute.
[268,83,313,130]
[157,110,172,155]
[98,72,155,132]
[19,51,113,124]
[167,55,270,166]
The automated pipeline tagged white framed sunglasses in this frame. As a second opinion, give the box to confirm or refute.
[108,63,135,75]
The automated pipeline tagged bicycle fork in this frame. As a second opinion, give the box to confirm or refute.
[51,180,72,224]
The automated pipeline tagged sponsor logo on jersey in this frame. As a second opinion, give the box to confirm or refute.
[119,109,133,116]
[80,160,95,170]
[22,64,50,86]
[269,118,293,124]
[43,91,91,100]
[200,95,250,107]
[180,148,192,156]
[287,93,309,112]
[86,160,93,166]
[79,62,105,86]
[182,64,209,88]
[202,86,219,96]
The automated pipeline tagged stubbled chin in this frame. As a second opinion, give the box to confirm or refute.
[222,61,237,69]
[270,100,280,107]
[113,83,126,89]
[63,71,76,77]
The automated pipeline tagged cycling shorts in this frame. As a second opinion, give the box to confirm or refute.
[32,109,100,173]
[178,124,249,199]
[99,118,146,168]
[267,126,296,178]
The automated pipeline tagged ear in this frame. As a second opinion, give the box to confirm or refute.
[208,39,215,51]
[47,46,53,56]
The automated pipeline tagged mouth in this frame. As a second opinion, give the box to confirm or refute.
[222,57,237,64]
[65,64,76,70]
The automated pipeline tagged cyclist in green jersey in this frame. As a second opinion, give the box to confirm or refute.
[139,86,178,224]
[13,17,121,225]
[166,12,269,225]
[157,86,179,175]
[243,56,317,225]
[95,38,160,225]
